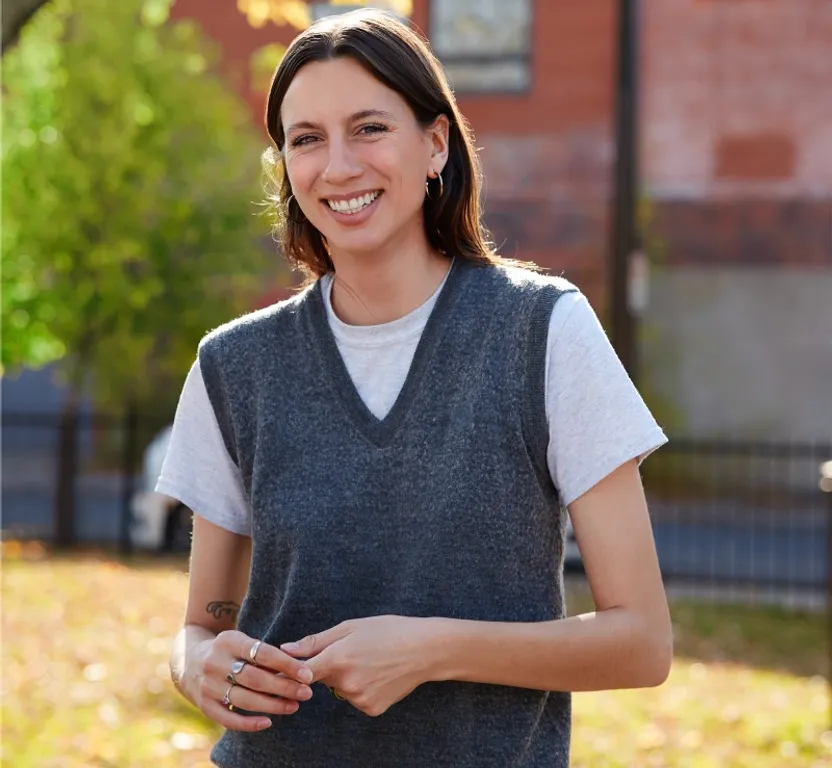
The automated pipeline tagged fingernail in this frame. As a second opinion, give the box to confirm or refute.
[297,667,313,683]
[281,641,299,651]
[299,685,313,699]
[258,719,272,729]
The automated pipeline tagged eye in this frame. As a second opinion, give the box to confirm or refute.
[290,134,318,147]
[357,123,388,137]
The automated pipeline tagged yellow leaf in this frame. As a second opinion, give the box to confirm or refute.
[237,0,273,28]
[239,0,411,32]
[238,0,311,30]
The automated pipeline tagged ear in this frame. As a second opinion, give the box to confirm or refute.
[427,114,450,176]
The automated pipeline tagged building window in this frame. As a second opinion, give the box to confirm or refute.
[429,0,532,93]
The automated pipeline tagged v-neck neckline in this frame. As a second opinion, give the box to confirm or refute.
[308,258,467,448]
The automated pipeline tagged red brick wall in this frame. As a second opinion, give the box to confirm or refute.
[643,0,832,268]
[455,1,616,307]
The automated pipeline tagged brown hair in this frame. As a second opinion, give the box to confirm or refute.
[261,9,530,282]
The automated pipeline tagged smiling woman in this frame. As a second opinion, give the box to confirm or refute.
[260,11,509,295]
[160,9,672,768]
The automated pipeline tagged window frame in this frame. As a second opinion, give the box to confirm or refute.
[427,0,534,96]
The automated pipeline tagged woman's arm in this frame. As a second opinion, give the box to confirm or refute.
[425,458,673,691]
[170,514,253,704]
[170,515,314,729]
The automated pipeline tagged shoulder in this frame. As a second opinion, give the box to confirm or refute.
[198,284,315,360]
[476,262,579,301]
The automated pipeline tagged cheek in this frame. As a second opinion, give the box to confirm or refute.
[285,154,319,199]
[378,147,428,204]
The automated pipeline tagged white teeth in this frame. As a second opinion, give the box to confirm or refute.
[327,191,380,214]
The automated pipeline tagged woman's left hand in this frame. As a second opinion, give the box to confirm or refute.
[279,615,439,717]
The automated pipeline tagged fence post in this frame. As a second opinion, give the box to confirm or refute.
[54,401,79,549]
[119,403,139,556]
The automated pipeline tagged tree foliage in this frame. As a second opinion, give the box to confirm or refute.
[2,0,275,409]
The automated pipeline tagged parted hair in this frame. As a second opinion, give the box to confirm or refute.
[261,8,528,282]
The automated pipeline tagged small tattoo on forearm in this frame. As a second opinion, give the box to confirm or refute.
[206,600,240,621]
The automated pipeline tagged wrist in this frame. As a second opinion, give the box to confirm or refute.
[419,617,464,683]
[171,629,214,705]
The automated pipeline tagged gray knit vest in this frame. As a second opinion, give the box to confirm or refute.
[199,259,576,767]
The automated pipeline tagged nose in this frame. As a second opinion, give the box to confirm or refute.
[322,138,361,185]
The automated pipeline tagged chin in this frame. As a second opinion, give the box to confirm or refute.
[324,232,390,259]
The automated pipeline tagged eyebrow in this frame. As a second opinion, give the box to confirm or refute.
[285,109,397,135]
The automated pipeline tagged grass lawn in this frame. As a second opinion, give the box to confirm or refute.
[2,541,829,768]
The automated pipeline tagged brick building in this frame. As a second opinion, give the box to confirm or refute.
[169,0,831,441]
[640,0,831,441]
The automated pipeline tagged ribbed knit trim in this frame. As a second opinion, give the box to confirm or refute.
[523,285,575,497]
[307,257,469,448]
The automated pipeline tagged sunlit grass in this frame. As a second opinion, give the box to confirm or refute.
[2,541,829,767]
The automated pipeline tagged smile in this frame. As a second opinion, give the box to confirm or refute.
[325,190,382,215]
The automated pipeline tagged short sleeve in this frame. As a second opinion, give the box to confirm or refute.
[545,292,668,508]
[156,359,252,536]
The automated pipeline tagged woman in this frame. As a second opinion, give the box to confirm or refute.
[162,9,672,767]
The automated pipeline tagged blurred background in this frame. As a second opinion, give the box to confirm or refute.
[2,1,830,766]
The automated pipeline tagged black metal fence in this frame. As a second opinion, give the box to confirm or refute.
[641,439,830,608]
[1,410,165,553]
[3,410,830,604]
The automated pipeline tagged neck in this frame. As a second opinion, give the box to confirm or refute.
[328,235,450,326]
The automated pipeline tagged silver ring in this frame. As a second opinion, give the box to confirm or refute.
[249,639,263,666]
[226,659,248,684]
[222,683,236,711]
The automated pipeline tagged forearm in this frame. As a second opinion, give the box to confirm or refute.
[425,608,672,693]
[170,624,217,705]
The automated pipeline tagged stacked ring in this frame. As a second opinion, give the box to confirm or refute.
[249,640,263,665]
[222,683,236,711]
[226,659,248,684]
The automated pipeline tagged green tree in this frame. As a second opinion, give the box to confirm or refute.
[2,0,276,544]
[2,0,274,404]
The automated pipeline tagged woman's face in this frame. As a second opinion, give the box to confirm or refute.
[281,56,448,260]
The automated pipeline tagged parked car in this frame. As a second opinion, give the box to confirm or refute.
[130,425,193,552]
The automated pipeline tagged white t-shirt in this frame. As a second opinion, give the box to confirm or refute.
[158,273,667,536]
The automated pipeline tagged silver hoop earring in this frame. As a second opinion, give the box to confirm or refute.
[425,171,444,201]
[284,193,306,224]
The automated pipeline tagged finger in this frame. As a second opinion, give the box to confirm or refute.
[304,653,333,684]
[217,632,313,684]
[235,667,313,702]
[202,697,274,732]
[280,623,350,660]
[211,680,302,718]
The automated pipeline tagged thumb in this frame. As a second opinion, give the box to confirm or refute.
[280,623,350,659]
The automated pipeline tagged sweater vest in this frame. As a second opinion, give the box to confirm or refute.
[199,258,576,767]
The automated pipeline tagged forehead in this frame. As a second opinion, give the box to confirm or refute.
[282,57,411,126]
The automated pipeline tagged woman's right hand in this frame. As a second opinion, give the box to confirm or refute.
[188,630,315,731]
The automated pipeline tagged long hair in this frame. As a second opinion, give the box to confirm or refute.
[261,9,529,282]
